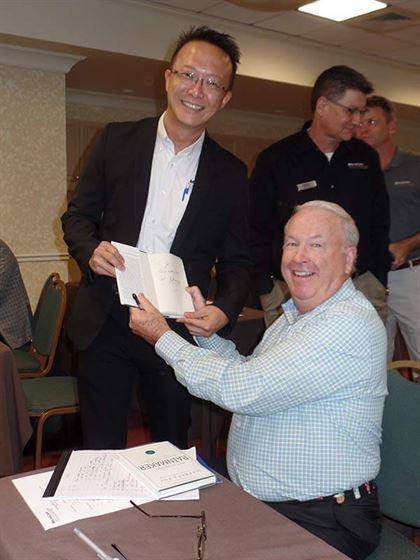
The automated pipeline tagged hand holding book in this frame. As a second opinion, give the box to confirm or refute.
[177,286,229,338]
[89,240,125,278]
[129,293,171,346]
[112,242,194,317]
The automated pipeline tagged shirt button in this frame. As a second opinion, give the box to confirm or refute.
[161,191,166,195]
[330,184,335,189]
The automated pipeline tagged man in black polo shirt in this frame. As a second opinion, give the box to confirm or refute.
[250,65,391,325]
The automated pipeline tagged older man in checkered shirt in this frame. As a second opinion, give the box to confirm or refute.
[129,200,387,560]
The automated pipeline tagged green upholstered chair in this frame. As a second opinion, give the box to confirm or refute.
[22,376,79,469]
[367,370,420,559]
[13,273,66,379]
[14,272,79,469]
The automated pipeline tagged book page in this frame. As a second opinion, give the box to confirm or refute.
[44,450,156,501]
[147,254,194,318]
[112,241,144,306]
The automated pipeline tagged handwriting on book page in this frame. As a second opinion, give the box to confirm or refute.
[155,258,182,291]
[55,451,153,499]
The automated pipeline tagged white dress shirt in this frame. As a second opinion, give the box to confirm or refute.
[137,114,205,253]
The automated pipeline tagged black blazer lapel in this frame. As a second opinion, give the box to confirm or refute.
[171,134,215,254]
[129,118,159,244]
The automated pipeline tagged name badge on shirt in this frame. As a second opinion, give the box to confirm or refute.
[394,180,412,186]
[347,162,368,170]
[297,180,317,192]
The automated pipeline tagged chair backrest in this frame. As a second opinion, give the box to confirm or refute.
[376,370,420,527]
[388,359,420,381]
[32,273,66,359]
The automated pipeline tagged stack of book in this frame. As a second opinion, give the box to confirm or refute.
[43,441,216,501]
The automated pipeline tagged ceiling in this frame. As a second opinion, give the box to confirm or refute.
[4,0,420,121]
[68,0,420,120]
[147,0,420,68]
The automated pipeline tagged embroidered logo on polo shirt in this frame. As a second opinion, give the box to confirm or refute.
[347,162,368,169]
[394,180,412,185]
[297,180,317,191]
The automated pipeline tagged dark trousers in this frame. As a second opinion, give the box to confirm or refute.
[266,483,381,560]
[78,303,193,450]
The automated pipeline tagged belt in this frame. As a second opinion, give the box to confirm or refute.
[317,481,376,505]
[395,257,420,271]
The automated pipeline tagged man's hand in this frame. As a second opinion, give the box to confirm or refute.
[390,232,420,270]
[177,286,229,337]
[129,293,170,345]
[259,292,271,310]
[89,241,125,277]
[389,240,409,270]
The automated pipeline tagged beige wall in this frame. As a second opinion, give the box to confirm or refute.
[66,91,303,140]
[0,63,68,308]
[66,91,304,174]
[4,76,420,312]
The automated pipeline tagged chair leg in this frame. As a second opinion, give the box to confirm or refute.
[34,413,49,470]
[32,407,80,469]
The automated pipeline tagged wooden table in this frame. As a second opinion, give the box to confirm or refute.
[0,469,350,560]
[0,342,32,476]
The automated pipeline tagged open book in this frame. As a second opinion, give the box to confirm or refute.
[112,241,194,318]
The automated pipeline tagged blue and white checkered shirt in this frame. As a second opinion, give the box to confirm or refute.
[156,279,387,501]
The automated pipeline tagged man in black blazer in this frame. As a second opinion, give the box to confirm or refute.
[61,26,251,450]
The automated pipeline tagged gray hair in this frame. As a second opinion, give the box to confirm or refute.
[293,200,359,248]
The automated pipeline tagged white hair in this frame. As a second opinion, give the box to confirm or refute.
[293,200,359,248]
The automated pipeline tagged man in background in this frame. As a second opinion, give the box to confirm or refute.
[129,200,387,560]
[61,27,251,450]
[357,95,420,361]
[250,65,391,325]
[0,239,32,349]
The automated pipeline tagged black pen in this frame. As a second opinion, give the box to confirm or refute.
[132,293,141,308]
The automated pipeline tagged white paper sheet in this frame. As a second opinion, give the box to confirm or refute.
[45,450,158,500]
[12,449,199,530]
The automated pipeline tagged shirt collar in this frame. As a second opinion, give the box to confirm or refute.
[157,112,205,157]
[282,278,356,325]
[387,147,404,170]
[298,121,355,157]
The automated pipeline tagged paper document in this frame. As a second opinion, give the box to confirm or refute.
[13,471,131,531]
[43,444,214,501]
[112,241,194,318]
[43,449,157,501]
[13,449,200,531]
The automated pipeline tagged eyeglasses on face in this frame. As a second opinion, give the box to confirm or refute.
[170,69,227,93]
[327,98,368,117]
[111,501,207,560]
